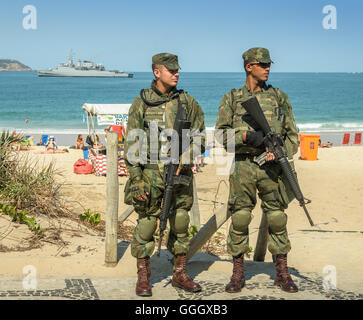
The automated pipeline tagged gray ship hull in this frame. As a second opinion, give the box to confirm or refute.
[37,70,133,78]
[37,54,134,78]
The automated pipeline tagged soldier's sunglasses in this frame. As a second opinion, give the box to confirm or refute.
[248,62,271,68]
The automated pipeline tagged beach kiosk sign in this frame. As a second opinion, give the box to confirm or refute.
[82,103,131,135]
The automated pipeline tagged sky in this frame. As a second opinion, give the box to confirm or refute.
[0,0,362,72]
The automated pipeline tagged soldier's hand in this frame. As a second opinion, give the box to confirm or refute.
[130,179,149,201]
[265,147,275,161]
[246,130,265,148]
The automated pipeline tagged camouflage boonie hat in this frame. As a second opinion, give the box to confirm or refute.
[152,53,181,70]
[242,47,273,63]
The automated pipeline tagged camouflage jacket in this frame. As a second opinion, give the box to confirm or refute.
[215,83,298,159]
[125,80,205,180]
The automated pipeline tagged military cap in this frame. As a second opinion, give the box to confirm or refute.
[242,47,273,63]
[152,53,181,70]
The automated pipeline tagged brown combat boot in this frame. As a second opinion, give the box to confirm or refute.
[274,254,298,293]
[172,254,202,293]
[136,257,152,297]
[225,254,245,293]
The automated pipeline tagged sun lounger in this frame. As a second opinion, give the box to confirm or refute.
[353,132,362,145]
[41,135,49,146]
[342,133,350,146]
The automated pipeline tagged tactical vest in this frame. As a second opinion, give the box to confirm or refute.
[140,89,190,161]
[230,85,288,155]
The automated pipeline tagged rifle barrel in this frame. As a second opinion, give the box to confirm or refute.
[157,232,163,257]
[301,202,314,227]
[241,97,314,227]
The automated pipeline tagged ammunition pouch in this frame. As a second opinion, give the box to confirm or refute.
[124,178,133,205]
[124,178,151,207]
[277,165,297,208]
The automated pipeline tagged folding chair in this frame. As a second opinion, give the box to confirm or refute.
[353,132,362,145]
[342,133,350,146]
[41,135,49,146]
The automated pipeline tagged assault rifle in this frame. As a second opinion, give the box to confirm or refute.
[157,94,191,257]
[241,96,314,226]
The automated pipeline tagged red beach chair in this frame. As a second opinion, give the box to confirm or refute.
[353,132,362,145]
[342,133,350,146]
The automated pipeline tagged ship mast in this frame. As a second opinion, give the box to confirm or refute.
[68,50,75,67]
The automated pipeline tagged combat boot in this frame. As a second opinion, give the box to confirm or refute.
[172,254,202,293]
[274,254,298,293]
[225,254,245,293]
[136,257,152,297]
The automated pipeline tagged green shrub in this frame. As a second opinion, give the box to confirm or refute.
[0,203,42,233]
[79,209,101,225]
[0,130,71,233]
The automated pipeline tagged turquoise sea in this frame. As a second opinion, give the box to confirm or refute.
[1,71,363,134]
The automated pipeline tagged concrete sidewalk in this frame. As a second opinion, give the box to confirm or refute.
[0,255,362,300]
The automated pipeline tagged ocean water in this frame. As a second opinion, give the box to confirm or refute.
[1,71,363,134]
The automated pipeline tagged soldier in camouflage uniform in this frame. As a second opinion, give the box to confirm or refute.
[215,48,299,293]
[124,53,205,297]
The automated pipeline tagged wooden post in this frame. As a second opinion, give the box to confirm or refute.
[105,131,119,267]
[118,205,134,223]
[187,203,231,260]
[190,178,201,230]
[253,211,269,262]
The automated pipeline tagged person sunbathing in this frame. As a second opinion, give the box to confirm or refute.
[318,139,333,148]
[34,137,69,154]
[322,142,333,148]
[34,148,69,154]
[19,139,31,151]
[76,134,84,149]
[45,137,58,152]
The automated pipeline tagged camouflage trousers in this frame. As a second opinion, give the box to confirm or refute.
[131,166,194,259]
[227,158,291,256]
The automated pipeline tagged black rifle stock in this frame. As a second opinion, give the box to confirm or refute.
[157,94,191,257]
[241,96,314,227]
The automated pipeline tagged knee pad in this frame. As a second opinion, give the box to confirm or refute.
[170,209,190,234]
[231,209,252,233]
[136,216,157,242]
[266,210,287,233]
[260,191,285,211]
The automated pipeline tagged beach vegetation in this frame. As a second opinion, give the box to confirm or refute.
[79,209,101,225]
[0,203,42,233]
[0,130,71,232]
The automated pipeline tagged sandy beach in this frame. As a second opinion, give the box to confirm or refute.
[0,138,362,299]
[14,130,363,148]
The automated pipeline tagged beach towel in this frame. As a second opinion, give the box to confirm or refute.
[73,159,93,175]
[94,154,128,176]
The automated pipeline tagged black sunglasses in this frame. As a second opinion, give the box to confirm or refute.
[248,62,271,68]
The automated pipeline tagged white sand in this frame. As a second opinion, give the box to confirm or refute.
[0,145,362,294]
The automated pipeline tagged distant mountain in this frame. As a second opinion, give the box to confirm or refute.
[0,59,32,71]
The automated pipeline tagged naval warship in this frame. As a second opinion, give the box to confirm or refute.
[37,53,133,78]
